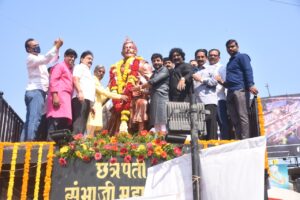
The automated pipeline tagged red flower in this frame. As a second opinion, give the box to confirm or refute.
[120,147,128,156]
[161,151,167,159]
[58,158,67,166]
[69,142,75,150]
[137,155,145,163]
[139,130,148,136]
[110,157,117,164]
[124,155,132,163]
[94,152,102,161]
[131,71,138,76]
[111,145,118,152]
[131,59,140,71]
[101,130,108,136]
[115,103,122,112]
[151,158,158,166]
[103,144,111,150]
[73,133,83,140]
[146,142,153,148]
[161,140,167,146]
[131,144,138,150]
[93,141,98,147]
[147,149,153,157]
[154,139,162,146]
[123,102,131,110]
[82,156,91,162]
[174,147,182,157]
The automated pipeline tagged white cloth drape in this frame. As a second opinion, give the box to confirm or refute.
[144,136,266,200]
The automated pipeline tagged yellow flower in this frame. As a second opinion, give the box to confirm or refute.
[59,146,69,154]
[121,110,130,115]
[154,146,163,156]
[121,115,129,121]
[80,144,87,150]
[89,147,95,152]
[137,144,146,152]
[110,136,118,144]
[75,151,82,158]
[98,139,106,145]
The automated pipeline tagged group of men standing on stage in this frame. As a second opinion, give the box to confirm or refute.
[21,37,258,142]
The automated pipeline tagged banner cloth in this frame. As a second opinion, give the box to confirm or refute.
[143,136,266,200]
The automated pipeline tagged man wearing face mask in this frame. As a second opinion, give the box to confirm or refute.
[22,38,63,141]
[134,53,169,133]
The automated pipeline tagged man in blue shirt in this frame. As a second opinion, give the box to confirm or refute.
[216,39,258,139]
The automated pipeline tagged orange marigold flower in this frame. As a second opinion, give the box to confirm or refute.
[98,139,106,145]
[110,136,118,144]
[111,145,119,152]
[139,130,148,136]
[161,151,167,159]
[131,144,138,150]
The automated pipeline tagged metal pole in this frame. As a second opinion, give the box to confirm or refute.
[190,90,201,200]
[265,83,271,97]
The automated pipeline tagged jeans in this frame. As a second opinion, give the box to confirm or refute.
[217,100,230,140]
[21,89,46,141]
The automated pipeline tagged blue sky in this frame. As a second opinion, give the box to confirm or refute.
[0,0,299,120]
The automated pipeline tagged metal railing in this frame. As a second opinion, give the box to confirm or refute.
[0,92,24,141]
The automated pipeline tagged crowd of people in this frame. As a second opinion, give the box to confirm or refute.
[21,37,258,142]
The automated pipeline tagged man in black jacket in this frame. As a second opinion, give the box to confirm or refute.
[168,48,193,102]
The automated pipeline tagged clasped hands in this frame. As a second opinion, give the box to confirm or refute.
[132,83,150,94]
[177,77,186,91]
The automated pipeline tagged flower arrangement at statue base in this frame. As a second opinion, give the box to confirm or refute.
[56,130,182,167]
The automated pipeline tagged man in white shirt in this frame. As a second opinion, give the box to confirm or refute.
[22,38,63,141]
[208,49,231,139]
[72,51,95,135]
[193,49,218,140]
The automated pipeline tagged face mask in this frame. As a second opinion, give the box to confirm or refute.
[32,46,41,54]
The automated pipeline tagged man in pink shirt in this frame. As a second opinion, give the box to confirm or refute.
[47,49,77,136]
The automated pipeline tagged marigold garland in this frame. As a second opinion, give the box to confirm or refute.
[7,143,19,200]
[256,96,265,136]
[109,56,143,124]
[256,96,269,172]
[0,143,4,174]
[33,144,43,200]
[43,142,55,200]
[21,143,32,200]
[184,139,235,149]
